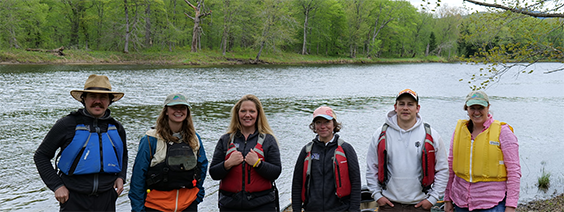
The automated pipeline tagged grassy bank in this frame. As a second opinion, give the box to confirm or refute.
[0,49,450,65]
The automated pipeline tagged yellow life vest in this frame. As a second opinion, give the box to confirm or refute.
[452,119,513,182]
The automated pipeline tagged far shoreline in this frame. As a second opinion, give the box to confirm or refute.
[0,49,454,67]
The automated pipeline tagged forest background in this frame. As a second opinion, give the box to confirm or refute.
[1,0,562,74]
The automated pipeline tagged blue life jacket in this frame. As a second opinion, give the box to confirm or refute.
[57,118,124,176]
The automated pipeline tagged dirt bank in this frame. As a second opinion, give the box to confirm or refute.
[517,194,564,212]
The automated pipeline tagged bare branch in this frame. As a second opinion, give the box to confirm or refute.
[545,68,564,74]
[465,0,564,18]
[184,12,195,20]
[199,11,212,18]
[184,0,196,10]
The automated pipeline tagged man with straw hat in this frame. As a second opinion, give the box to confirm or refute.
[34,74,127,211]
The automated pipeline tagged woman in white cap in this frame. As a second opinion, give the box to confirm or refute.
[444,91,521,212]
[291,106,361,212]
[209,94,281,211]
[129,93,208,212]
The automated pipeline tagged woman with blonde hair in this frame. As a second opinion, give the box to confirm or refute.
[129,93,208,212]
[210,94,281,211]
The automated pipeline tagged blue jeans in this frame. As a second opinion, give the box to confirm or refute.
[454,199,506,212]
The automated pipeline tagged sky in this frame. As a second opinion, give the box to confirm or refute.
[406,0,487,12]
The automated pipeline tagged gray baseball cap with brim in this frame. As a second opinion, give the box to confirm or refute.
[465,90,489,107]
[164,93,191,107]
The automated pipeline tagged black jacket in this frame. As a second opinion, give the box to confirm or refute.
[34,109,127,194]
[209,131,281,210]
[292,134,361,212]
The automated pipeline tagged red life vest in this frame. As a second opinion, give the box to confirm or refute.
[219,134,273,193]
[301,138,351,202]
[377,123,435,192]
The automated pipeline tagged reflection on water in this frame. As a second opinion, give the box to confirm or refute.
[1,63,563,211]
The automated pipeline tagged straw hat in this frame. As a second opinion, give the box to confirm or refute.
[70,74,124,102]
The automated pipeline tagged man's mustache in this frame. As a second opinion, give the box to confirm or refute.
[90,103,104,108]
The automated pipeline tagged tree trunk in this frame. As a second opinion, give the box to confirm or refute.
[256,41,265,61]
[69,5,80,48]
[81,15,89,50]
[145,0,151,48]
[255,12,272,62]
[222,0,230,55]
[9,27,20,49]
[222,27,228,55]
[191,14,200,52]
[301,10,309,55]
[184,0,211,52]
[124,0,130,53]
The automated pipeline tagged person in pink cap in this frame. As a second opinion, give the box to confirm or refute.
[291,106,361,212]
[366,89,448,211]
[444,90,521,212]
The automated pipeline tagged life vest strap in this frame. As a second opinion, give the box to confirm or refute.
[377,123,435,193]
[302,137,351,202]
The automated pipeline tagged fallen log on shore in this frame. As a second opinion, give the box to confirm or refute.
[26,46,65,56]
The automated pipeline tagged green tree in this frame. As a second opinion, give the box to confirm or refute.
[439,0,564,89]
[376,0,420,58]
[0,0,51,49]
[294,0,324,55]
[254,0,296,61]
[62,0,94,49]
[366,0,398,57]
[456,9,563,89]
[317,0,347,56]
[341,0,370,58]
[432,5,463,58]
[428,32,436,55]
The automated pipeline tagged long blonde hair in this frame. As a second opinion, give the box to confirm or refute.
[227,94,276,141]
[155,106,198,149]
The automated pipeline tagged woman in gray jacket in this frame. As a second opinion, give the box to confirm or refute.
[292,106,361,212]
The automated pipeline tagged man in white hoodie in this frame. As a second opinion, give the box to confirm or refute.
[366,89,448,211]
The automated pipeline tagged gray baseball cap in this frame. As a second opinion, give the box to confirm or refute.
[465,90,489,107]
[164,93,191,107]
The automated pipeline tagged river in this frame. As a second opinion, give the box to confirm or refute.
[1,63,563,211]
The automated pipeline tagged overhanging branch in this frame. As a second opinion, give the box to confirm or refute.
[465,0,564,18]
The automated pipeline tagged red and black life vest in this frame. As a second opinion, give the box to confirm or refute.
[301,138,351,202]
[219,134,273,193]
[377,123,435,193]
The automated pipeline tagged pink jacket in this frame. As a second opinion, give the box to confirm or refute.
[444,114,521,210]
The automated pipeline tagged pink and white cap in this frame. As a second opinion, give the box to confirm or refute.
[312,106,337,121]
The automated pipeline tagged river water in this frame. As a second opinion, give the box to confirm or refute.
[1,63,563,211]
